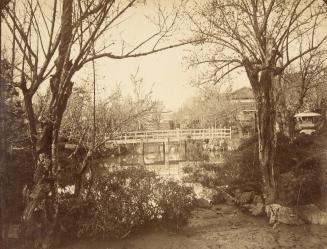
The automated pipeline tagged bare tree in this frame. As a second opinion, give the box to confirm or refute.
[3,0,192,247]
[188,0,327,204]
[59,75,159,197]
[277,48,327,138]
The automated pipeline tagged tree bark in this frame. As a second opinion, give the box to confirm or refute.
[21,121,58,249]
[255,69,278,204]
[21,1,74,248]
[245,63,279,205]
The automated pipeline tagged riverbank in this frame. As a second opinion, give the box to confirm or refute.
[60,204,327,249]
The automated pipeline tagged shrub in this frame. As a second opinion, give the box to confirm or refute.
[59,167,194,239]
[278,158,321,206]
[183,162,240,190]
[183,133,321,206]
[158,180,194,228]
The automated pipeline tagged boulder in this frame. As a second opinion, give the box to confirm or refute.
[194,198,211,208]
[265,204,304,225]
[243,195,264,216]
[249,202,264,216]
[298,204,327,225]
[193,183,220,204]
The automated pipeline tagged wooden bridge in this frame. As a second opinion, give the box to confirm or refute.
[105,128,232,145]
[104,128,232,165]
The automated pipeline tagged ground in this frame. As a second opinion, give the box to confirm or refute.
[58,131,327,249]
[60,204,327,249]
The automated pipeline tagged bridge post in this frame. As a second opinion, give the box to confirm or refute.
[140,139,145,165]
[184,140,188,161]
[136,140,145,165]
[118,144,122,165]
[164,138,169,165]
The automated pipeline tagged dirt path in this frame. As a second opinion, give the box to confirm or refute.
[60,204,327,249]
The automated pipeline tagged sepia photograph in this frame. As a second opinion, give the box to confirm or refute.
[1,0,327,248]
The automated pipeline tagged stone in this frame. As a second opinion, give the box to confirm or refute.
[194,198,211,208]
[193,184,218,204]
[265,204,304,225]
[243,202,265,216]
[298,204,327,225]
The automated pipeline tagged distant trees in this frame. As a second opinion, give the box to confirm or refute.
[174,86,239,129]
[277,49,327,138]
[3,0,191,248]
[59,76,159,197]
[188,0,327,204]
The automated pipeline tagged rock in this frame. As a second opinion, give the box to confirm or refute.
[194,198,211,208]
[265,204,304,225]
[193,184,221,204]
[247,202,264,216]
[241,194,264,216]
[225,197,235,206]
[298,204,327,225]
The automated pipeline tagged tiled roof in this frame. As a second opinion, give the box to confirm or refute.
[231,87,254,99]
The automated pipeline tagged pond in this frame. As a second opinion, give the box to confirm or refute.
[97,140,225,179]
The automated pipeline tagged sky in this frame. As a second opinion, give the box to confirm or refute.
[1,0,259,111]
[10,0,325,111]
[94,45,200,111]
[93,49,250,111]
[74,0,250,111]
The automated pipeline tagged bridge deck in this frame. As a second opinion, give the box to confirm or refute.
[105,128,232,145]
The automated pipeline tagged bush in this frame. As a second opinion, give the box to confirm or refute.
[59,167,194,239]
[182,162,240,190]
[183,133,322,206]
[278,158,321,206]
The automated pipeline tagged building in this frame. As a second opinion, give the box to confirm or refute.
[230,87,257,134]
[142,110,177,130]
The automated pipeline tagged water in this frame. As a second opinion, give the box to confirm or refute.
[97,141,224,179]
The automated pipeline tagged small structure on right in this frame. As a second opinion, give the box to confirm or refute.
[294,112,323,135]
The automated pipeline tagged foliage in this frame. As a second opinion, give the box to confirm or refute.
[188,0,326,203]
[4,0,191,246]
[276,50,327,137]
[173,86,239,129]
[183,162,241,190]
[183,133,322,206]
[59,168,195,240]
[273,134,320,205]
[61,77,159,150]
[0,59,32,224]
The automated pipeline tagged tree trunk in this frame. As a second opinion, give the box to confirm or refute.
[277,112,295,139]
[286,115,296,140]
[254,69,278,204]
[21,121,59,249]
[244,55,279,205]
[21,1,74,248]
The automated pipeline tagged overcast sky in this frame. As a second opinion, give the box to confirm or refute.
[74,0,251,111]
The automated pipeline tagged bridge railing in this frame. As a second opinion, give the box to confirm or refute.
[105,128,232,144]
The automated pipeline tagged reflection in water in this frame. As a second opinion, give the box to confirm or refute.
[97,141,224,179]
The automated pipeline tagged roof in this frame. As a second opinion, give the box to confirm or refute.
[231,87,254,100]
[294,112,321,117]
